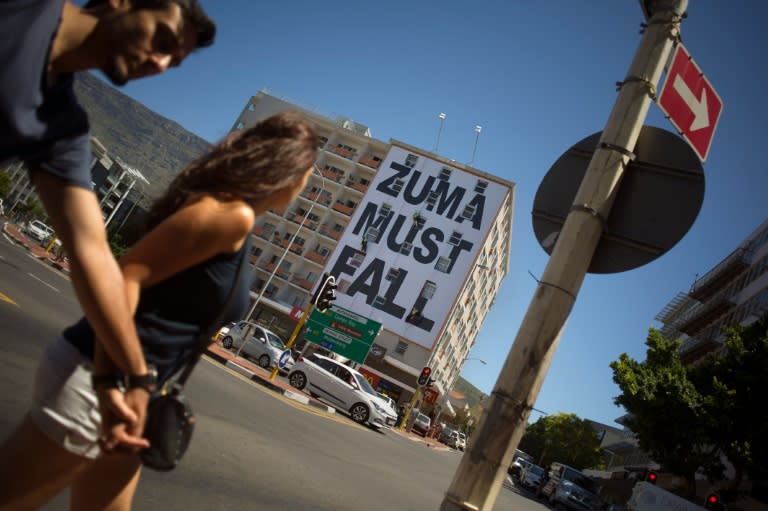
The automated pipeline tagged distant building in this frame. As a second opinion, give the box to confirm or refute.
[656,218,768,365]
[1,137,150,238]
[230,90,515,407]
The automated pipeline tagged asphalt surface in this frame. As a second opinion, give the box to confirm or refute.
[0,226,550,511]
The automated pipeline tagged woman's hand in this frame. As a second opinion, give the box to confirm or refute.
[96,387,150,453]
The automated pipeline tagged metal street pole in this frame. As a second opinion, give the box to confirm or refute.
[439,2,687,510]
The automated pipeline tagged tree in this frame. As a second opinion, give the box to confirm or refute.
[611,328,721,497]
[0,171,11,200]
[13,198,46,223]
[696,317,768,492]
[107,232,129,259]
[518,413,603,470]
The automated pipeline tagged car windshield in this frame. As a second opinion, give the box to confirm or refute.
[529,465,545,476]
[562,468,597,494]
[265,332,286,349]
[353,373,376,395]
[459,433,466,440]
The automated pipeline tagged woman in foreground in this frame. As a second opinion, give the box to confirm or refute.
[0,112,317,510]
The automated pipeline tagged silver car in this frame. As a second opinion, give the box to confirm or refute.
[223,322,294,373]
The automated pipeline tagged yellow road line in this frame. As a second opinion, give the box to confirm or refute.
[0,291,18,306]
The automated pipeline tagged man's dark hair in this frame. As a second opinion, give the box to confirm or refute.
[83,0,216,48]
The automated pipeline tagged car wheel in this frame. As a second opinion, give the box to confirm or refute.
[258,354,271,369]
[222,336,233,349]
[349,403,370,424]
[288,371,307,390]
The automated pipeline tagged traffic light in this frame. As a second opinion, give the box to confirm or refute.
[644,470,658,484]
[312,273,337,312]
[426,377,435,388]
[417,366,432,386]
[704,493,725,511]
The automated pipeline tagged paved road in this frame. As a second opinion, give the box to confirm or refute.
[0,234,550,511]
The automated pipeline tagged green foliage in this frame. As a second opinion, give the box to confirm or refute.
[0,171,11,200]
[13,198,46,223]
[611,322,768,494]
[107,232,130,259]
[518,412,603,470]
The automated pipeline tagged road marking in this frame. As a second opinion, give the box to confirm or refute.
[0,291,18,306]
[27,272,59,293]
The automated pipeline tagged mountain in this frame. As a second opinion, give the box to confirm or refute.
[453,376,488,410]
[73,72,211,197]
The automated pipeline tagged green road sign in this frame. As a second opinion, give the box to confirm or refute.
[304,305,382,363]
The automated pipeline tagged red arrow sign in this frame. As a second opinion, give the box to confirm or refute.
[657,44,723,162]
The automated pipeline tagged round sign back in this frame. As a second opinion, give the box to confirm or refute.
[532,126,705,273]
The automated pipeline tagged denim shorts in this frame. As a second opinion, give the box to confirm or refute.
[29,336,102,459]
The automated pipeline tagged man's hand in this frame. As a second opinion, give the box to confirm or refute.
[96,387,150,452]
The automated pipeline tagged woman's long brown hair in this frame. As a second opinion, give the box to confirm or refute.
[145,112,317,230]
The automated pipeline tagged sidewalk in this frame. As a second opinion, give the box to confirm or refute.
[2,222,71,274]
[205,341,450,450]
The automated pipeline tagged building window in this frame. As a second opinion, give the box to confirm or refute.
[392,179,405,193]
[235,121,245,130]
[475,180,488,193]
[373,295,387,309]
[461,204,476,220]
[395,341,408,354]
[438,167,452,181]
[448,231,463,246]
[365,226,380,242]
[426,191,439,207]
[400,242,412,256]
[350,251,365,268]
[435,257,451,273]
[386,268,401,281]
[405,154,418,168]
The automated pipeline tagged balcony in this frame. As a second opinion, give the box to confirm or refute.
[676,294,736,336]
[305,250,327,265]
[318,225,343,241]
[332,201,354,216]
[358,155,381,169]
[299,190,332,207]
[291,277,315,292]
[320,168,345,184]
[288,242,304,256]
[689,247,751,301]
[267,206,286,217]
[345,178,369,193]
[261,263,291,281]
[679,335,722,365]
[331,146,357,160]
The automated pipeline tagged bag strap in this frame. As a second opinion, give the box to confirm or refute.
[172,234,252,388]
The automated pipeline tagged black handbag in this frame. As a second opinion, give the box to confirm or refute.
[139,236,250,471]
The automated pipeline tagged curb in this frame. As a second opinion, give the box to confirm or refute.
[204,349,336,415]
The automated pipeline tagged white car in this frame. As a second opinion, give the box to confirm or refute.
[287,353,394,429]
[372,392,398,427]
[222,321,295,374]
[24,220,54,244]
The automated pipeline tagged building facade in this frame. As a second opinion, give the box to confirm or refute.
[232,91,515,407]
[1,137,149,234]
[656,218,768,365]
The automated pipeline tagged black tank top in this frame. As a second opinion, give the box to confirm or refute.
[64,236,251,385]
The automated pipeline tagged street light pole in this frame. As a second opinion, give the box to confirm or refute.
[440,2,687,509]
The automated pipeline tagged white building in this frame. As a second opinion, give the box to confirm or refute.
[655,218,768,365]
[233,91,515,407]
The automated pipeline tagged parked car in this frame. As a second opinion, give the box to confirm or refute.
[412,412,431,436]
[214,321,237,341]
[287,353,394,429]
[438,426,456,444]
[446,430,466,451]
[540,462,602,511]
[509,457,533,478]
[519,463,546,490]
[371,392,397,428]
[223,321,295,374]
[24,220,54,244]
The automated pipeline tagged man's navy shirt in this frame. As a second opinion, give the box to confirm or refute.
[0,0,92,189]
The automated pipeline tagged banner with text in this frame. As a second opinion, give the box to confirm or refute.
[326,145,507,348]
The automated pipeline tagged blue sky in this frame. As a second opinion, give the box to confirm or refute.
[104,1,767,427]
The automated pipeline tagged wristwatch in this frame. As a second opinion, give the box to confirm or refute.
[91,364,158,394]
[125,365,158,394]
